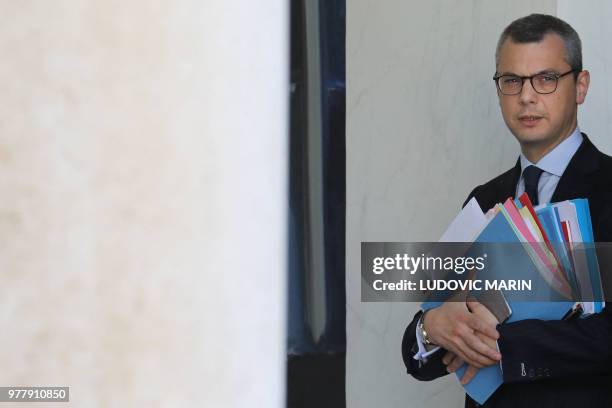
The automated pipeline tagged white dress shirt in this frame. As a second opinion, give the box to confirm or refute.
[516,126,583,204]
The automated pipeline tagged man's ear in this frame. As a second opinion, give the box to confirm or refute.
[576,70,590,105]
[494,72,503,106]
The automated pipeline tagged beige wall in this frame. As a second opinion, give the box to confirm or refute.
[0,1,288,407]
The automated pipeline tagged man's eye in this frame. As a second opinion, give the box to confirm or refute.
[502,77,520,85]
[537,75,556,83]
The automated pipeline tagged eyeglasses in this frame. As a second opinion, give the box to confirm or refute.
[493,69,576,95]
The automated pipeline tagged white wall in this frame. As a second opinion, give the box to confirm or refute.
[0,1,288,407]
[558,0,612,154]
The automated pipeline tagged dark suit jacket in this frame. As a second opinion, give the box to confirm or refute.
[401,135,612,407]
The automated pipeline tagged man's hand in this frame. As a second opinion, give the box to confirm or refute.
[423,299,501,368]
[466,299,500,353]
[440,299,502,384]
[442,351,487,385]
[443,352,480,385]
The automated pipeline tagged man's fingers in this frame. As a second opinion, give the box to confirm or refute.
[450,337,489,368]
[442,351,465,373]
[442,351,456,366]
[447,356,465,373]
[443,337,477,368]
[468,314,500,340]
[464,330,501,362]
[460,365,480,385]
[444,354,456,372]
[450,325,500,365]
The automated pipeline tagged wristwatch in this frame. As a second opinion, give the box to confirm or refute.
[419,310,436,349]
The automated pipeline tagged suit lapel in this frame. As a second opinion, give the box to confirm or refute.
[505,159,521,200]
[550,134,600,202]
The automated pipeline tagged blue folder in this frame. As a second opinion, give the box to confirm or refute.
[535,205,578,296]
[572,199,604,312]
[422,208,572,404]
[457,209,572,403]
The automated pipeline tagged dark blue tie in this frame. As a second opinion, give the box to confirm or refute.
[523,165,543,205]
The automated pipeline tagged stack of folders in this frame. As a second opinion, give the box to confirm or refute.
[421,192,605,404]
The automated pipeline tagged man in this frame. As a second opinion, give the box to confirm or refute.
[401,14,612,407]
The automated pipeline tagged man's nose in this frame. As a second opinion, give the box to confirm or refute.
[518,78,538,104]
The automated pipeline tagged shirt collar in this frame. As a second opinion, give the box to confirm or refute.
[519,126,584,177]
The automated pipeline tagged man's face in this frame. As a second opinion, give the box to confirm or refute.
[496,33,589,157]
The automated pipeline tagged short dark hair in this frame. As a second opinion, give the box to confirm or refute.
[495,14,582,75]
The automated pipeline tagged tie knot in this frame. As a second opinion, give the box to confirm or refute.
[523,165,543,188]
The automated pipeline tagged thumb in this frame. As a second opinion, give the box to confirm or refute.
[466,299,484,313]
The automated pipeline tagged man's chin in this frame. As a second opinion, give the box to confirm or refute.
[512,133,549,146]
[510,124,553,143]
